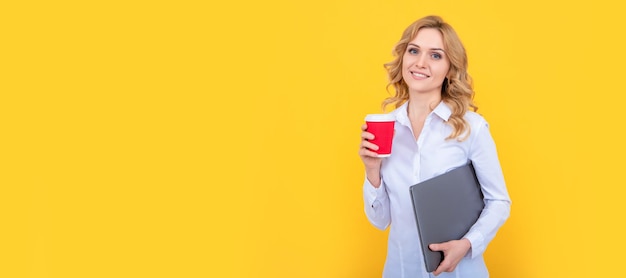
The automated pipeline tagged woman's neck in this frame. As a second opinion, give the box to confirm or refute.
[407,92,442,119]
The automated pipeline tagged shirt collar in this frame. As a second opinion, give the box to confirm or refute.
[393,100,452,127]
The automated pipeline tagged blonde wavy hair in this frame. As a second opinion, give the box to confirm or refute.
[382,15,477,141]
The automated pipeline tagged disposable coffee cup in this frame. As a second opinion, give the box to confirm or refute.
[365,114,396,157]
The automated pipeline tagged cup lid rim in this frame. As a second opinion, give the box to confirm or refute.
[365,114,395,122]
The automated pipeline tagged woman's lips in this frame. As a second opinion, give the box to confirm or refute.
[410,71,429,79]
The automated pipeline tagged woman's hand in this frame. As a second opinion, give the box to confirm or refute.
[358,123,383,187]
[429,238,471,276]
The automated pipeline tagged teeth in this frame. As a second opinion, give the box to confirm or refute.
[412,72,427,77]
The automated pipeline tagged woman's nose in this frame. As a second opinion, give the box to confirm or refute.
[416,53,427,68]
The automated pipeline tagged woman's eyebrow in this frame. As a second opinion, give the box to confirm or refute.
[408,43,445,52]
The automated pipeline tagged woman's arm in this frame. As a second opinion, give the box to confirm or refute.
[463,119,512,257]
[360,123,391,230]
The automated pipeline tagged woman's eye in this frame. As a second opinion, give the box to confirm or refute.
[408,48,418,54]
[432,53,442,59]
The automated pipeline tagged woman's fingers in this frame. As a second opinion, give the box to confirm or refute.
[360,123,381,159]
[361,139,378,150]
[361,130,375,140]
[359,146,380,157]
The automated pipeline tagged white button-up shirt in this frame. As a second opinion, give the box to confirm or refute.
[363,101,511,278]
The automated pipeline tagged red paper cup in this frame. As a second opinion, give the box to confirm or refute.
[365,114,396,157]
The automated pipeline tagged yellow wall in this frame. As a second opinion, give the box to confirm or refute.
[3,0,626,277]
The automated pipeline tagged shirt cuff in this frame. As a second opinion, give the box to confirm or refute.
[363,176,386,207]
[463,231,485,259]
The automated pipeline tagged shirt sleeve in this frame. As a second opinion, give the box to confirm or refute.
[363,175,391,230]
[463,119,512,258]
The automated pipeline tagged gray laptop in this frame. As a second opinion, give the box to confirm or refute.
[408,162,484,273]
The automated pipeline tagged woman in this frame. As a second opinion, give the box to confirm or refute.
[359,15,511,277]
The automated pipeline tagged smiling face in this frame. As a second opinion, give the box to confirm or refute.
[401,28,450,96]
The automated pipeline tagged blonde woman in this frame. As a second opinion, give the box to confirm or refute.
[359,15,511,278]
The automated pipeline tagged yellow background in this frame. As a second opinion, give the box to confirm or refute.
[2,0,625,277]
